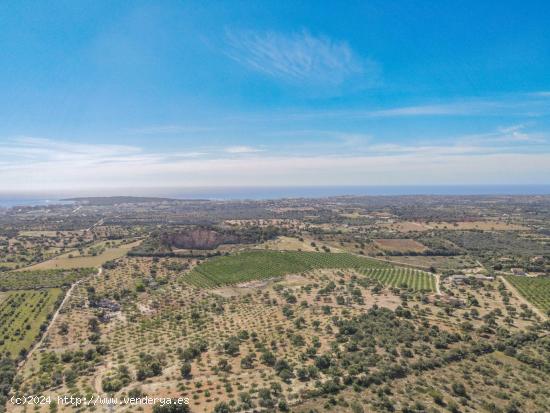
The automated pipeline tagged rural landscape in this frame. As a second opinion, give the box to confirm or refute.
[0,194,548,413]
[2,1,550,412]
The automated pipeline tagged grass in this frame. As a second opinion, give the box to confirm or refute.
[17,230,61,237]
[0,268,95,290]
[358,267,435,291]
[0,288,63,356]
[20,240,141,270]
[186,250,391,288]
[374,238,428,253]
[505,276,550,312]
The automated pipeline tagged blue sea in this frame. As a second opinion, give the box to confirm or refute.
[1,185,549,207]
[0,198,74,208]
[166,185,550,200]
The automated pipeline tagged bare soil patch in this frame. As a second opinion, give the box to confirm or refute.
[384,220,528,232]
[260,236,317,251]
[374,238,428,253]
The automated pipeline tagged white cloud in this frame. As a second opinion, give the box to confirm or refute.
[224,146,264,154]
[225,102,509,123]
[226,93,550,122]
[2,153,548,191]
[0,137,199,171]
[495,125,536,142]
[0,137,145,163]
[360,100,510,118]
[167,151,209,158]
[125,125,215,135]
[0,137,548,192]
[456,124,547,145]
[368,104,474,117]
[224,29,377,86]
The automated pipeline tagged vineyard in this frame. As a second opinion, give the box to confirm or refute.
[505,276,550,312]
[0,268,95,290]
[0,288,63,356]
[358,267,435,291]
[186,250,389,287]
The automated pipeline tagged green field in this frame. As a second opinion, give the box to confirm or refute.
[505,276,550,312]
[358,267,435,291]
[0,268,95,290]
[186,250,399,288]
[0,288,63,356]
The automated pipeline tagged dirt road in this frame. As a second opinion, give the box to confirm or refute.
[20,267,103,367]
[435,273,441,295]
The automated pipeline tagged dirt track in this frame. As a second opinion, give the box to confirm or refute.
[20,267,103,368]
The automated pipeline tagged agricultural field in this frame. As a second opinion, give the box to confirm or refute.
[0,288,63,356]
[17,230,70,237]
[0,230,95,270]
[373,238,428,253]
[9,254,549,413]
[357,267,436,291]
[0,268,95,290]
[0,195,549,413]
[382,220,529,232]
[186,250,389,287]
[258,236,318,252]
[376,254,479,271]
[21,239,141,270]
[504,276,550,313]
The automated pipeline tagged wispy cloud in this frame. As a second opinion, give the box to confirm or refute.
[0,137,144,163]
[125,125,215,135]
[247,124,548,159]
[224,146,264,154]
[223,94,550,123]
[530,91,550,97]
[1,135,548,192]
[224,29,377,86]
[367,102,495,117]
[0,137,198,168]
[494,124,544,143]
[456,124,547,145]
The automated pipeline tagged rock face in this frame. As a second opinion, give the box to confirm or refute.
[160,228,242,250]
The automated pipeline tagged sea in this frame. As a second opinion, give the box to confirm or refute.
[0,198,75,208]
[0,185,549,208]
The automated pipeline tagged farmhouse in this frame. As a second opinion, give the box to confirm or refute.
[448,274,467,284]
[510,268,526,276]
[471,274,495,281]
[530,256,544,264]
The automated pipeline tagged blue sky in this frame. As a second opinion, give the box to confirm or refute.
[1,0,549,192]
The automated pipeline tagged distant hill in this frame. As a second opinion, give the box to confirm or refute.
[62,196,178,205]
